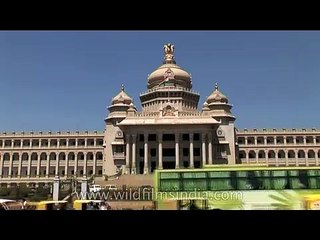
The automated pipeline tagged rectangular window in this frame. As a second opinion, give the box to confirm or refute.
[194,148,200,156]
[193,133,200,141]
[139,149,144,157]
[182,134,189,141]
[208,179,234,190]
[148,134,157,141]
[163,148,175,157]
[139,134,144,142]
[163,134,175,141]
[159,180,181,191]
[150,148,156,157]
[183,148,189,157]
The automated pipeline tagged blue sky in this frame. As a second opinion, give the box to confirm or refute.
[0,31,320,131]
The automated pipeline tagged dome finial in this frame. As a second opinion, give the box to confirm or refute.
[215,83,218,91]
[121,84,125,91]
[163,43,176,64]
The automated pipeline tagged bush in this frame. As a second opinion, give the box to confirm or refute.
[0,188,10,197]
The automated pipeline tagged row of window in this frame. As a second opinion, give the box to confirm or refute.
[239,150,320,159]
[158,170,320,191]
[138,148,202,157]
[138,134,201,142]
[159,177,320,191]
[238,136,320,144]
[1,152,103,161]
[1,169,103,177]
[0,139,104,147]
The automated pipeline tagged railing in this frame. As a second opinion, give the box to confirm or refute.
[140,86,200,95]
[178,112,202,117]
[113,152,125,158]
[134,112,160,117]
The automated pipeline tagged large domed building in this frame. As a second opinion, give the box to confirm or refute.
[104,43,237,175]
[0,43,319,187]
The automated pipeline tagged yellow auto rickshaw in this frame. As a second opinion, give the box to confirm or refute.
[29,200,68,210]
[73,200,106,210]
[304,194,320,210]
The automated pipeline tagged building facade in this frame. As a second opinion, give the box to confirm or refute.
[236,128,320,166]
[0,43,319,186]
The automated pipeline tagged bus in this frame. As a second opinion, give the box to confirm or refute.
[153,165,320,210]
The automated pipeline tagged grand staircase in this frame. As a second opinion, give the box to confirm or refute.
[95,174,154,188]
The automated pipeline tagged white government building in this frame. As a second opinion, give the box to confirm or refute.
[0,43,319,186]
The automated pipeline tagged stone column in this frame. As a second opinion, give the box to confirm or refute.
[125,135,130,174]
[144,133,149,174]
[305,150,309,166]
[83,152,88,176]
[93,152,97,176]
[55,152,59,176]
[293,136,296,145]
[275,150,279,166]
[316,150,319,166]
[246,150,249,164]
[295,150,298,166]
[74,152,78,177]
[254,136,257,145]
[175,133,180,169]
[244,137,248,145]
[0,154,3,177]
[314,136,317,145]
[189,133,194,168]
[265,149,269,165]
[208,132,213,165]
[18,153,22,178]
[131,134,136,174]
[8,153,13,178]
[46,153,50,178]
[48,139,51,148]
[284,136,287,145]
[285,150,288,166]
[27,152,31,177]
[53,176,60,201]
[81,177,88,199]
[264,136,267,145]
[158,133,163,169]
[255,150,259,164]
[201,133,206,167]
[36,152,41,177]
[303,136,307,146]
[65,152,69,177]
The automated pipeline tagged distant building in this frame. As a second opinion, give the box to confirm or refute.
[0,44,318,186]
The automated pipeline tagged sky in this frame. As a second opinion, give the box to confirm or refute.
[0,31,320,132]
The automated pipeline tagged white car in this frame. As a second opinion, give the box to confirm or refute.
[104,184,118,191]
[89,185,102,193]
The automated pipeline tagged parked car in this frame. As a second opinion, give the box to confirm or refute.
[104,184,118,191]
[89,185,102,193]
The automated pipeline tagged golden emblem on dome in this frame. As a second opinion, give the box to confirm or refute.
[163,43,176,64]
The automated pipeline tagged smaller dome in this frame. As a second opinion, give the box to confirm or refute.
[111,84,133,105]
[206,83,228,104]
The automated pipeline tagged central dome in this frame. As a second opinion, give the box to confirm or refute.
[147,44,192,89]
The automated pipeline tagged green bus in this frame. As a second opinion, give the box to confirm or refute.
[153,165,320,210]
